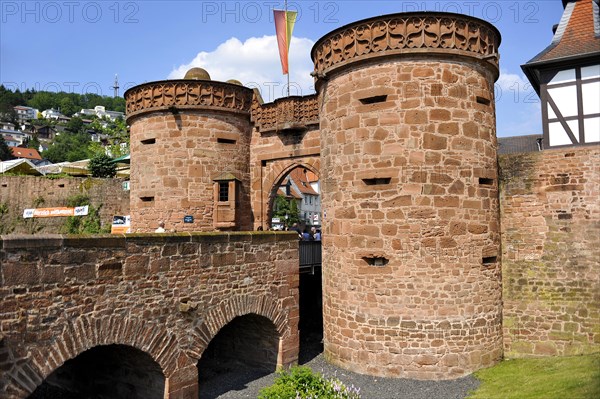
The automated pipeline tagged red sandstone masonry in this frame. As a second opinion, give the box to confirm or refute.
[314,10,503,379]
[129,110,252,233]
[500,146,600,357]
[0,176,129,234]
[319,58,503,380]
[0,232,299,398]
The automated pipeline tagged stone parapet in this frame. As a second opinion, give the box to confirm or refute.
[251,95,319,133]
[311,12,501,85]
[124,80,254,123]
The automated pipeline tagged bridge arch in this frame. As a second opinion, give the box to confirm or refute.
[188,294,293,360]
[12,314,182,395]
[29,344,165,399]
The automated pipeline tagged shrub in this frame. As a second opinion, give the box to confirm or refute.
[88,153,117,178]
[62,194,108,234]
[258,366,361,399]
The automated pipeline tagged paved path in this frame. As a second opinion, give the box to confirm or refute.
[200,352,480,399]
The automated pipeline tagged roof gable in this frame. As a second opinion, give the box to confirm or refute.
[522,0,600,92]
[10,147,42,160]
[527,0,599,65]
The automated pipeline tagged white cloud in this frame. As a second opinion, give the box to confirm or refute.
[495,68,542,136]
[168,35,316,102]
[496,69,531,93]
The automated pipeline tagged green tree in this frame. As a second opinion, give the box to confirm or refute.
[273,195,301,228]
[0,136,14,161]
[88,153,116,177]
[65,116,85,133]
[59,97,77,117]
[43,131,92,163]
[28,91,56,112]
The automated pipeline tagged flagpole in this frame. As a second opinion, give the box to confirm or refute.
[285,0,290,97]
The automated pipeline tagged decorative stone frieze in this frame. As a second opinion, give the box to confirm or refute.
[251,95,320,133]
[125,80,254,122]
[311,12,501,83]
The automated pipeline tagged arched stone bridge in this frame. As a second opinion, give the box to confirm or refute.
[0,232,299,398]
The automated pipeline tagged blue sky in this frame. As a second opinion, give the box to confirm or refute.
[1,1,564,136]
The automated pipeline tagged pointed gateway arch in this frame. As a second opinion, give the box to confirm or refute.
[261,159,321,229]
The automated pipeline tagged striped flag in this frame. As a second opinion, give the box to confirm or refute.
[274,9,297,75]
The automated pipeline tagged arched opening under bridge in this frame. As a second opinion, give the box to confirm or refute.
[28,344,165,399]
[197,314,279,398]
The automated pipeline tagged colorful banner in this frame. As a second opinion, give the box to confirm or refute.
[23,206,89,218]
[274,9,297,74]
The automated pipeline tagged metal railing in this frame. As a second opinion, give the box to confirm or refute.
[299,241,322,274]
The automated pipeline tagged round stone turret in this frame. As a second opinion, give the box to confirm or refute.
[313,12,503,379]
[125,77,254,232]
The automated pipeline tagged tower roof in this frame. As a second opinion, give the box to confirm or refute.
[184,67,211,80]
[522,0,600,92]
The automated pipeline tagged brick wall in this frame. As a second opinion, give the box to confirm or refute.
[0,232,299,398]
[500,145,600,357]
[0,176,129,234]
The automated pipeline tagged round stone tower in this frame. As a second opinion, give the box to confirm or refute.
[125,69,254,232]
[313,12,503,379]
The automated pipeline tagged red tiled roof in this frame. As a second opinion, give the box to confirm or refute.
[277,187,302,199]
[289,168,319,195]
[530,0,599,63]
[10,147,42,160]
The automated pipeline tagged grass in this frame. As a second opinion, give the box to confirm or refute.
[468,354,600,399]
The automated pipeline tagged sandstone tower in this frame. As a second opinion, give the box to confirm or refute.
[125,68,254,232]
[312,12,503,379]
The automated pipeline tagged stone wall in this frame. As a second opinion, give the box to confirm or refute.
[0,176,129,234]
[500,145,600,357]
[0,232,299,398]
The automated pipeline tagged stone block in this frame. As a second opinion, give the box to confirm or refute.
[423,134,447,150]
[2,263,40,285]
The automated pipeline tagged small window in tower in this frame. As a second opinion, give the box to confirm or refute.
[140,196,154,202]
[363,177,392,186]
[217,138,236,144]
[478,178,494,186]
[218,182,229,202]
[476,96,491,106]
[141,138,156,145]
[482,256,497,265]
[363,257,389,267]
[359,95,388,105]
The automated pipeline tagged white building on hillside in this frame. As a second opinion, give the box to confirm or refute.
[75,106,124,121]
[13,106,39,123]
